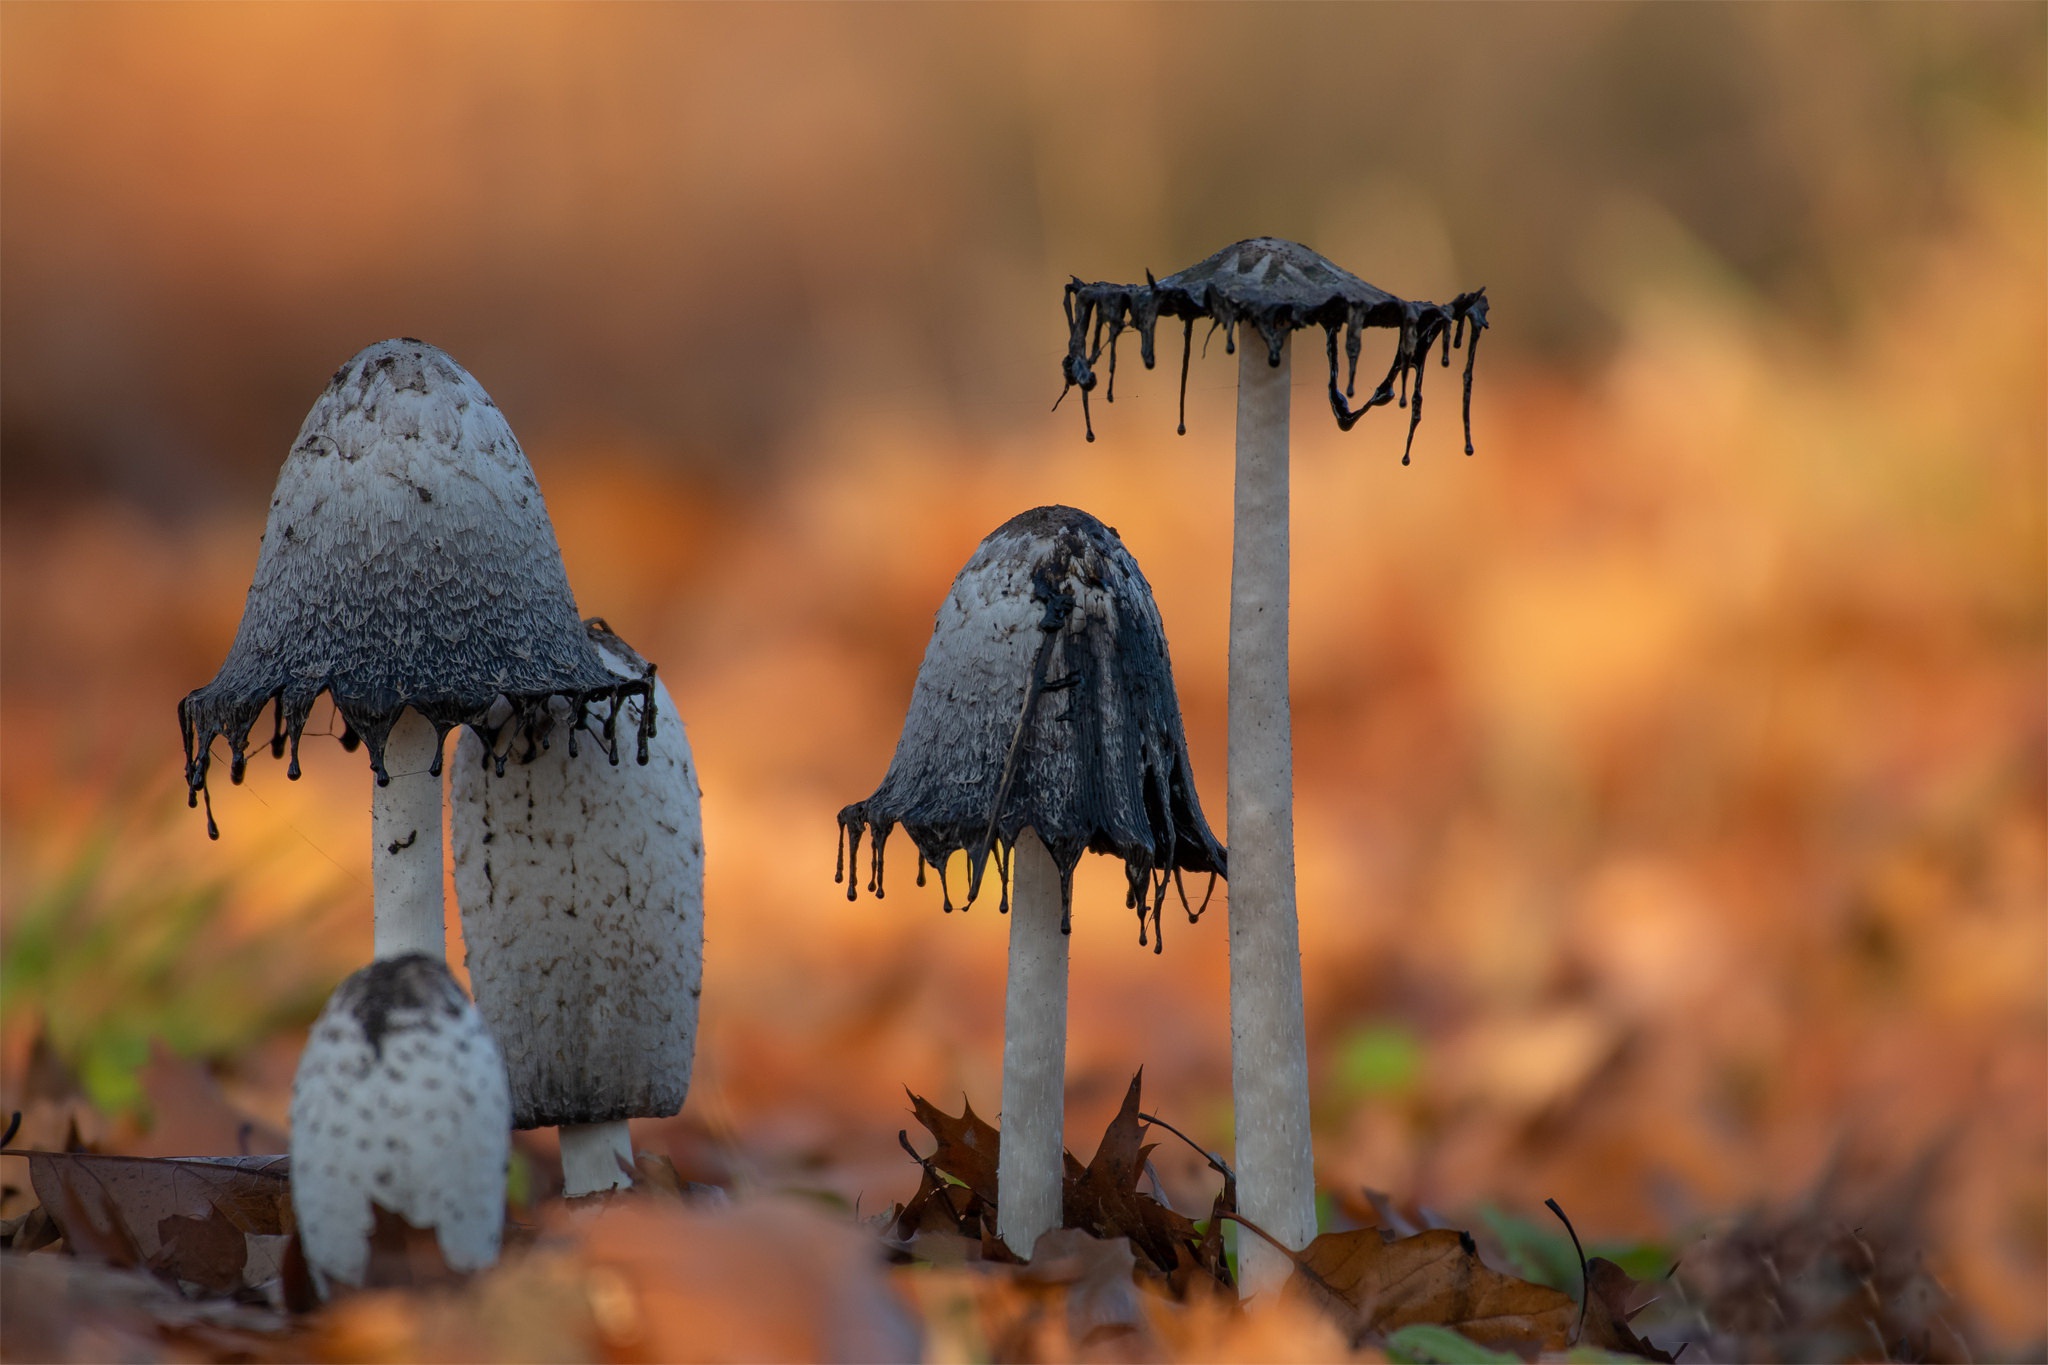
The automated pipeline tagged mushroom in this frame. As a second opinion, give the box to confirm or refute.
[1058,239,1488,1293]
[838,505,1224,1259]
[289,953,511,1294]
[178,339,652,962]
[450,620,704,1198]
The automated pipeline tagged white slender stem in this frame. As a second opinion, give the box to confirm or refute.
[1228,333,1317,1297]
[371,708,446,961]
[560,1121,636,1196]
[997,828,1069,1259]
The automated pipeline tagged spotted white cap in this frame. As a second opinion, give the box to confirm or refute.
[288,955,511,1292]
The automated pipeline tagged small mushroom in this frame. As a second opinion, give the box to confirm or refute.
[451,621,704,1197]
[839,505,1224,1258]
[178,340,650,962]
[289,954,511,1295]
[1058,239,1489,1293]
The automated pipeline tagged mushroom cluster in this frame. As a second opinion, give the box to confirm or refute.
[840,505,1224,1257]
[1057,238,1489,1294]
[184,339,701,1287]
[179,338,653,960]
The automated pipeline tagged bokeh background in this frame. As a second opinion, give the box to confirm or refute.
[3,2,2043,1349]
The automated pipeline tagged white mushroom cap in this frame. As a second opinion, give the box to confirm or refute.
[288,955,511,1293]
[180,339,650,832]
[451,622,704,1129]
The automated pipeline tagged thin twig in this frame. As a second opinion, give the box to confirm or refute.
[1545,1196,1590,1346]
[1138,1111,1234,1181]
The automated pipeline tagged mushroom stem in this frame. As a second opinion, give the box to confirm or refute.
[559,1121,635,1197]
[1227,333,1317,1296]
[996,828,1068,1259]
[371,708,446,961]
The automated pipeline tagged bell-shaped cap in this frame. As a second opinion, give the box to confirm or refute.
[838,505,1224,950]
[288,954,511,1294]
[1060,236,1490,458]
[451,621,704,1130]
[179,339,651,831]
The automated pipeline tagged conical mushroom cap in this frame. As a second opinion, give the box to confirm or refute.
[288,954,510,1293]
[179,339,650,825]
[839,505,1224,950]
[1060,236,1490,456]
[451,622,704,1130]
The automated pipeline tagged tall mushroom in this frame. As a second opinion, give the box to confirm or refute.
[1059,239,1488,1293]
[839,505,1224,1259]
[290,953,512,1294]
[178,339,651,962]
[451,620,704,1197]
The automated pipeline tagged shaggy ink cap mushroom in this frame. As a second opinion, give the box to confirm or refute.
[289,953,511,1294]
[452,619,704,1195]
[178,339,653,837]
[1060,236,1489,461]
[837,504,1225,952]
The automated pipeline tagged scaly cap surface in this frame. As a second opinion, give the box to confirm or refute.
[838,506,1224,951]
[179,339,652,834]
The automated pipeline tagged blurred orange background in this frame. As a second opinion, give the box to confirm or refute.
[2,3,2042,1348]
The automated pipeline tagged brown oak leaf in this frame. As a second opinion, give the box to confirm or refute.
[1286,1225,1578,1355]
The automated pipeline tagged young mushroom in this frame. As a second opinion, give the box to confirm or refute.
[178,339,651,962]
[1059,239,1488,1294]
[451,621,704,1197]
[839,505,1225,1259]
[289,954,511,1295]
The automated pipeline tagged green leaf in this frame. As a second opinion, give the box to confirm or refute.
[1385,1323,1521,1364]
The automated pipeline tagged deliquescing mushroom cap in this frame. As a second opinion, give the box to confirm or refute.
[452,620,704,1130]
[838,505,1225,952]
[1059,236,1490,460]
[179,339,653,836]
[288,954,511,1293]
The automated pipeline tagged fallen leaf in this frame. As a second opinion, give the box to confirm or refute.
[24,1151,293,1297]
[899,1073,1233,1292]
[1576,1255,1676,1362]
[0,1249,290,1362]
[1019,1227,1146,1347]
[1661,1159,1973,1364]
[906,1089,1001,1207]
[1288,1225,1577,1354]
[1064,1071,1200,1277]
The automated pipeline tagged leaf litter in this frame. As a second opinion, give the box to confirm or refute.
[0,1070,1993,1363]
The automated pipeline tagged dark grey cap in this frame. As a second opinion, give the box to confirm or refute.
[838,506,1224,951]
[1060,236,1490,459]
[179,340,651,835]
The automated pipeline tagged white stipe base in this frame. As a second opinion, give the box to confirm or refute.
[560,1120,635,1197]
[1228,334,1318,1297]
[372,709,446,961]
[996,829,1069,1259]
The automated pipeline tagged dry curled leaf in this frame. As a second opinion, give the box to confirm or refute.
[906,1089,1002,1208]
[899,1072,1232,1292]
[1578,1255,1677,1362]
[1063,1071,1199,1278]
[1287,1225,1577,1355]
